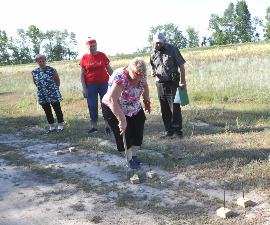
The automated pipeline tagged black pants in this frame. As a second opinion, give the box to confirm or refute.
[156,81,182,134]
[41,102,64,125]
[103,104,146,152]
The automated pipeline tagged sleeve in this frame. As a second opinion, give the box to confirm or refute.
[31,68,39,76]
[113,70,126,88]
[102,53,110,65]
[51,67,56,73]
[150,52,155,69]
[79,56,85,68]
[173,46,186,66]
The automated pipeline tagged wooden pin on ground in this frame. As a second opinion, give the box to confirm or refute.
[146,171,157,179]
[55,138,64,155]
[69,147,76,152]
[237,197,251,207]
[216,189,232,218]
[130,176,140,184]
[216,207,232,219]
[146,164,157,179]
[130,170,139,184]
[69,135,76,152]
[55,151,64,155]
[237,180,251,207]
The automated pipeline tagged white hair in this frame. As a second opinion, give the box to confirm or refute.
[129,57,147,76]
[35,54,46,60]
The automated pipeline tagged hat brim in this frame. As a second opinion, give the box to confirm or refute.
[154,39,164,43]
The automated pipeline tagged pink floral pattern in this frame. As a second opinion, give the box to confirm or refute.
[102,67,146,117]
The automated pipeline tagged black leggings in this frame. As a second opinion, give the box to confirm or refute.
[103,104,146,152]
[41,102,64,125]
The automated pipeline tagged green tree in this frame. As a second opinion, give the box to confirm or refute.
[223,3,236,44]
[0,30,11,65]
[26,25,44,57]
[264,6,270,40]
[43,29,77,61]
[43,30,56,61]
[201,36,208,46]
[208,14,225,45]
[9,29,33,64]
[208,1,261,45]
[148,23,187,49]
[186,27,199,48]
[0,26,78,65]
[251,16,263,41]
[235,0,252,43]
[54,29,69,61]
[65,32,78,60]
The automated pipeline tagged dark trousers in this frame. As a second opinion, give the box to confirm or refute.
[41,102,64,125]
[103,104,146,152]
[156,81,182,134]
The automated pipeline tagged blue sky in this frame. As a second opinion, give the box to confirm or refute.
[1,0,269,57]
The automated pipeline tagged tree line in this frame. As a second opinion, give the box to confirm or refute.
[0,25,78,66]
[1,1,270,65]
[138,1,270,52]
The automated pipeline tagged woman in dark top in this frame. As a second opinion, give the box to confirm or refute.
[31,54,64,134]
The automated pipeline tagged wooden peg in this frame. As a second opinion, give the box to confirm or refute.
[216,188,232,218]
[69,147,76,152]
[237,180,251,207]
[130,172,139,184]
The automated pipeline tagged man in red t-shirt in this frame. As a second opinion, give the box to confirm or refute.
[80,38,113,134]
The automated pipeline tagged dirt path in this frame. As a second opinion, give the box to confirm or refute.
[0,132,269,225]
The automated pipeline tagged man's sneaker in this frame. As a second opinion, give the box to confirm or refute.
[88,128,98,134]
[129,159,139,169]
[105,127,111,134]
[132,156,143,165]
[45,129,56,134]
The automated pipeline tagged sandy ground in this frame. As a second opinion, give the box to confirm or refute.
[0,129,269,225]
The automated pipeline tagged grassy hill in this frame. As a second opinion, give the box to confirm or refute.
[0,41,269,224]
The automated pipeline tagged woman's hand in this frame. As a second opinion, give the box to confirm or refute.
[143,100,151,114]
[82,87,88,98]
[118,119,127,135]
[81,68,88,97]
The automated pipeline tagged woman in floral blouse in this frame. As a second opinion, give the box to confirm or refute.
[102,57,151,169]
[31,54,64,134]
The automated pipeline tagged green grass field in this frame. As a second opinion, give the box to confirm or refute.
[1,41,270,184]
[0,41,270,224]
